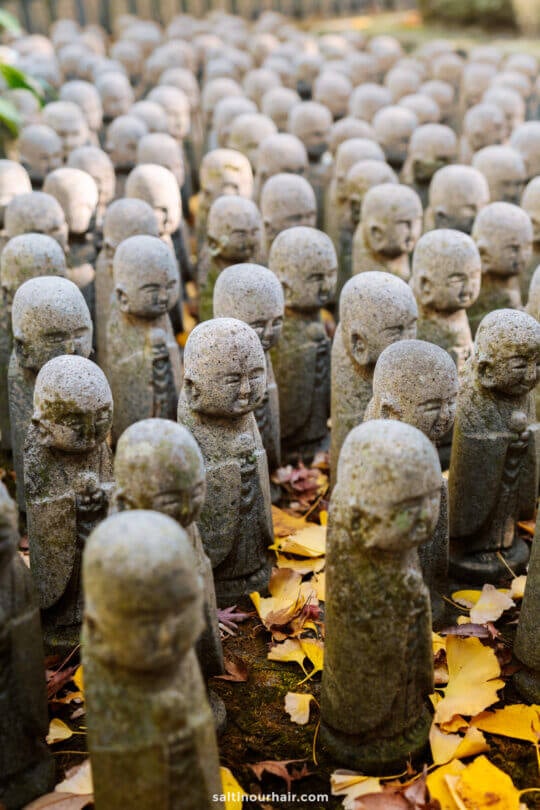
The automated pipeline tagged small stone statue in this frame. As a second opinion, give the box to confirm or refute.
[199,196,262,321]
[352,183,422,282]
[520,176,540,301]
[483,86,525,138]
[25,355,113,653]
[401,123,457,208]
[213,97,257,148]
[426,164,490,234]
[471,145,526,205]
[9,276,93,510]
[365,340,459,627]
[513,518,540,703]
[0,481,55,809]
[260,173,317,257]
[449,309,540,583]
[82,510,224,810]
[399,93,441,126]
[227,112,278,172]
[349,83,391,122]
[147,85,191,145]
[510,121,540,182]
[214,263,284,471]
[321,420,439,771]
[0,233,67,452]
[372,105,418,173]
[269,226,337,462]
[105,114,149,198]
[177,318,273,606]
[330,271,418,483]
[468,202,533,335]
[129,100,169,135]
[459,102,505,163]
[42,100,90,161]
[288,101,333,228]
[107,235,182,442]
[113,419,224,679]
[253,133,308,203]
[95,198,159,371]
[0,160,32,238]
[17,125,62,190]
[67,145,116,230]
[4,191,69,254]
[410,229,481,372]
[261,86,301,132]
[196,148,253,251]
[59,80,103,146]
[96,72,134,124]
[313,71,352,122]
[136,132,185,190]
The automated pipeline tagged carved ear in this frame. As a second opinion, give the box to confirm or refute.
[368,224,385,251]
[434,208,449,227]
[116,285,130,313]
[183,378,200,407]
[418,275,433,300]
[476,359,495,388]
[349,331,370,366]
[380,398,403,421]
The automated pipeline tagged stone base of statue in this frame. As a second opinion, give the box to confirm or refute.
[449,536,530,585]
[0,749,56,810]
[214,560,271,608]
[513,668,540,704]
[320,706,432,773]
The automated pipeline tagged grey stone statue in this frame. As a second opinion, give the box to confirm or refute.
[9,276,92,511]
[253,133,308,204]
[410,229,481,372]
[25,355,114,653]
[426,164,490,234]
[520,176,540,302]
[449,309,540,583]
[288,101,333,229]
[0,160,32,241]
[17,124,63,190]
[372,105,418,173]
[401,123,457,209]
[364,340,458,627]
[107,235,182,442]
[321,420,439,771]
[214,263,284,472]
[82,510,223,810]
[67,145,116,231]
[177,318,273,607]
[0,481,55,809]
[196,149,253,252]
[471,145,526,205]
[269,226,337,462]
[330,271,418,483]
[105,114,149,199]
[4,191,69,255]
[260,173,317,257]
[113,419,224,679]
[513,517,540,703]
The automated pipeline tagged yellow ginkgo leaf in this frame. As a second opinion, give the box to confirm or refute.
[426,760,465,810]
[470,584,515,624]
[330,771,382,809]
[298,638,324,683]
[284,692,314,725]
[450,755,522,810]
[440,715,469,734]
[46,718,73,745]
[250,568,317,630]
[311,571,325,601]
[220,766,248,810]
[319,510,328,526]
[269,523,326,558]
[271,505,308,537]
[55,759,93,795]
[452,589,483,608]
[434,637,504,725]
[430,723,489,765]
[274,553,325,574]
[433,632,446,655]
[471,704,540,744]
[510,575,527,599]
[73,666,84,693]
[268,638,308,674]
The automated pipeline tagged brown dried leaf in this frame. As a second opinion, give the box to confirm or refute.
[214,656,248,682]
[23,794,93,809]
[46,665,78,700]
[248,759,309,793]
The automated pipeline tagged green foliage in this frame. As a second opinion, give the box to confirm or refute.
[0,63,45,104]
[0,9,21,34]
[419,0,515,28]
[0,97,21,137]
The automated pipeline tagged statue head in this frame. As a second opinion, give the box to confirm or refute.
[411,229,481,314]
[287,101,332,161]
[0,160,32,227]
[43,167,99,235]
[147,85,191,141]
[474,309,540,398]
[83,511,203,669]
[42,101,90,161]
[362,183,423,258]
[327,117,376,158]
[126,164,181,236]
[463,102,506,154]
[17,125,62,185]
[1,233,67,312]
[261,86,301,132]
[101,198,159,267]
[399,93,441,125]
[372,105,418,170]
[369,339,458,442]
[339,271,417,372]
[201,77,243,129]
[199,148,253,211]
[419,79,454,121]
[213,96,257,148]
[460,63,497,109]
[213,262,284,351]
[510,122,540,182]
[136,133,185,188]
[261,173,317,248]
[0,482,18,571]
[113,234,180,319]
[269,226,336,310]
[59,80,103,134]
[96,72,134,120]
[256,133,307,191]
[183,318,266,417]
[472,202,533,278]
[334,420,441,552]
[67,146,116,219]
[349,83,391,122]
[227,112,277,170]
[522,176,540,246]
[407,123,457,185]
[334,138,385,202]
[384,65,421,101]
[472,145,526,205]
[110,39,143,82]
[129,100,169,134]
[105,114,149,171]
[114,420,206,527]
[313,71,352,121]
[206,196,262,263]
[159,67,200,112]
[346,160,398,228]
[429,165,490,233]
[5,191,69,252]
[483,86,525,138]
[243,67,281,107]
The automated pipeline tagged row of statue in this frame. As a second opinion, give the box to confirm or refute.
[1,7,540,809]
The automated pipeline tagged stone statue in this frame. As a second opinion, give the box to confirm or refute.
[199,196,262,322]
[510,122,540,183]
[513,517,540,703]
[330,271,418,483]
[449,309,540,583]
[313,71,352,122]
[105,114,149,198]
[83,510,223,810]
[459,102,505,163]
[327,118,376,162]
[17,125,62,190]
[107,235,182,442]
[365,340,458,626]
[227,112,278,172]
[147,85,191,145]
[0,481,55,809]
[401,123,457,208]
[348,83,391,122]
[321,420,439,771]
[269,226,336,462]
[471,145,526,205]
[42,100,90,161]
[426,164,490,234]
[352,183,422,282]
[96,72,134,123]
[384,65,421,102]
[196,148,253,252]
[261,86,301,132]
[420,79,455,127]
[213,97,257,149]
[483,86,525,139]
[9,276,93,510]
[260,173,317,257]
[520,176,540,302]
[25,355,113,653]
[214,263,284,471]
[59,80,103,146]
[0,234,67,452]
[399,93,441,126]
[372,105,418,173]
[67,145,116,230]
[113,419,224,679]
[4,191,69,254]
[253,133,308,204]
[136,132,185,190]
[130,100,169,135]
[410,229,481,372]
[95,198,159,371]
[177,318,273,606]
[288,101,333,228]
[468,202,533,335]
[0,160,32,238]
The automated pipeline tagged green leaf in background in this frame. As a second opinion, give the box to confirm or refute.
[0,9,22,34]
[0,63,45,105]
[0,97,22,136]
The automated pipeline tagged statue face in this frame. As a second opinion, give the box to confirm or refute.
[248,308,283,351]
[412,154,452,184]
[266,202,317,243]
[418,265,481,313]
[284,255,336,310]
[478,343,540,397]
[24,139,63,181]
[210,218,261,262]
[468,117,505,152]
[478,232,532,277]
[382,387,457,442]
[117,262,179,319]
[56,119,88,160]
[65,194,97,234]
[34,400,112,452]
[15,322,92,371]
[203,165,252,204]
[347,310,417,368]
[347,487,441,551]
[434,200,481,235]
[103,89,131,119]
[149,477,206,527]
[186,352,266,417]
[367,212,422,258]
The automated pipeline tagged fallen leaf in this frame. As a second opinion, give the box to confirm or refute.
[274,553,326,574]
[434,637,504,725]
[354,792,409,810]
[471,704,540,744]
[249,759,310,793]
[311,571,326,601]
[214,656,249,682]
[46,665,78,699]
[251,568,319,639]
[440,716,469,734]
[517,520,535,536]
[54,760,92,795]
[271,505,309,537]
[23,794,93,809]
[269,523,326,558]
[298,638,324,683]
[46,718,73,745]
[72,666,84,693]
[429,723,489,765]
[426,760,466,810]
[268,638,309,675]
[469,585,515,624]
[284,692,314,725]
[510,575,527,599]
[217,605,254,636]
[448,755,522,810]
[452,589,483,608]
[220,766,248,810]
[330,771,382,809]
